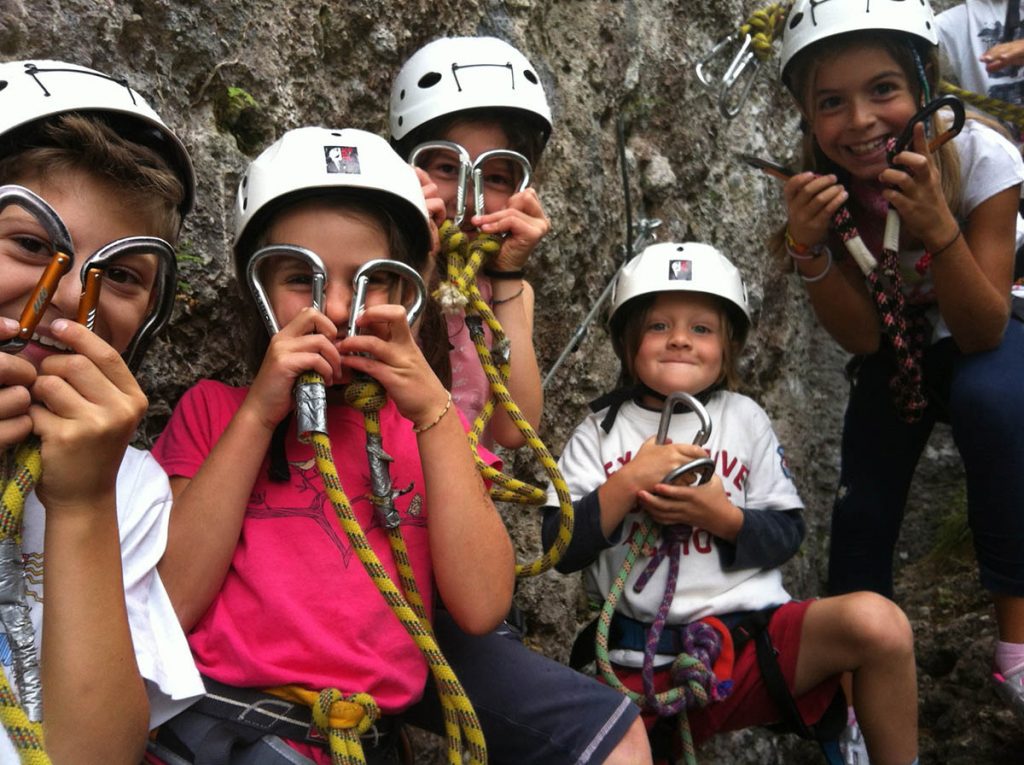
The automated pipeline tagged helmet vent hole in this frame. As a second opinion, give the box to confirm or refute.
[523,70,538,85]
[242,175,248,189]
[417,72,442,89]
[788,11,803,30]
[399,89,406,100]
[398,116,404,127]
[0,81,7,92]
[242,196,248,211]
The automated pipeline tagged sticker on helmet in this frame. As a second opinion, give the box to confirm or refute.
[324,145,360,174]
[668,259,692,281]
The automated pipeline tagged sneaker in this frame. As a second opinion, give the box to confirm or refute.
[993,665,1024,719]
[839,718,871,765]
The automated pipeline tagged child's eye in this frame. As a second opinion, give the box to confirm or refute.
[693,324,713,335]
[816,95,841,112]
[1,234,55,262]
[872,80,902,98]
[284,272,314,286]
[646,320,669,332]
[104,265,143,286]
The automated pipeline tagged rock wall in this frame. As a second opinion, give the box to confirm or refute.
[4,1,986,762]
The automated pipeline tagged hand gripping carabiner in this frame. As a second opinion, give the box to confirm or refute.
[469,148,532,219]
[888,94,967,167]
[0,185,75,354]
[350,259,427,530]
[349,259,427,337]
[76,236,178,371]
[655,391,715,487]
[409,140,472,227]
[247,245,329,439]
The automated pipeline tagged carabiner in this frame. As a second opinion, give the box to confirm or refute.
[246,245,327,337]
[349,259,426,337]
[0,185,75,354]
[408,140,472,227]
[696,31,746,92]
[76,236,177,371]
[718,35,760,120]
[655,391,715,486]
[470,148,532,219]
[888,94,966,165]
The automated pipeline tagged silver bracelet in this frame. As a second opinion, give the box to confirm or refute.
[799,247,833,283]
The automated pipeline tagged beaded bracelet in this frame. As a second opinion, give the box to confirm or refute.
[799,247,833,283]
[413,391,453,434]
[785,227,827,260]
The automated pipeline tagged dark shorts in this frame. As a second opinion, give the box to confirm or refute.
[613,600,839,745]
[404,609,640,764]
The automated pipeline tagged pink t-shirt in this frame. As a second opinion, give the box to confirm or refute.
[447,276,492,430]
[153,379,494,719]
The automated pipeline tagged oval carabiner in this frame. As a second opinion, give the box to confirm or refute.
[246,245,327,336]
[470,148,533,219]
[888,94,967,165]
[75,236,178,370]
[408,140,472,227]
[655,391,714,487]
[695,31,745,92]
[718,41,760,120]
[0,185,75,354]
[350,259,427,338]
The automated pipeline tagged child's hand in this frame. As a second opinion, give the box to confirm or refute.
[244,307,342,432]
[879,122,960,252]
[638,472,738,536]
[981,39,1024,73]
[338,302,448,428]
[618,437,711,495]
[415,167,445,258]
[783,172,848,251]
[29,320,147,511]
[472,188,550,271]
[0,318,36,450]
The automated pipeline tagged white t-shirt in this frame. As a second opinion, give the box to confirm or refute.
[547,392,800,628]
[895,119,1024,341]
[0,446,203,762]
[937,2,1024,115]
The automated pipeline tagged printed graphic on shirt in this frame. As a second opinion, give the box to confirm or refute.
[246,458,425,565]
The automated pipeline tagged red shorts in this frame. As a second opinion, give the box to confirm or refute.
[612,599,840,745]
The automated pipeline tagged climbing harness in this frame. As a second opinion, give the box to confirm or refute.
[247,248,486,764]
[410,139,577,578]
[593,392,726,765]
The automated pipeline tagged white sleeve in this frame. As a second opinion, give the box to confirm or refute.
[116,448,203,728]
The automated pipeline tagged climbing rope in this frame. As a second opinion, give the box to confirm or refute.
[434,220,575,577]
[246,251,486,764]
[941,80,1024,132]
[592,393,727,765]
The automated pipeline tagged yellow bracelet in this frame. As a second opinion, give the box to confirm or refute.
[413,391,453,434]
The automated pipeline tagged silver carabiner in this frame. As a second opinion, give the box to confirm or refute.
[718,36,761,120]
[409,140,472,227]
[655,391,715,486]
[0,185,75,354]
[246,245,327,336]
[470,148,532,219]
[350,259,426,337]
[76,236,178,371]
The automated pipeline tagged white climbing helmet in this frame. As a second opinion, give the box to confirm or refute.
[0,59,195,215]
[233,126,431,263]
[609,242,751,342]
[389,36,552,143]
[779,0,938,85]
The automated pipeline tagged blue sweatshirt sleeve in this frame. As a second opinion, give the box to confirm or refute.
[716,507,805,571]
[541,490,621,574]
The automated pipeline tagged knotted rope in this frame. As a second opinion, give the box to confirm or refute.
[297,370,487,764]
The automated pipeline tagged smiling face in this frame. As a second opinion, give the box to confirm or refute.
[805,42,919,182]
[632,291,727,405]
[0,169,161,369]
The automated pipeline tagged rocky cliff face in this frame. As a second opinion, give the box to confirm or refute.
[4,0,1014,762]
